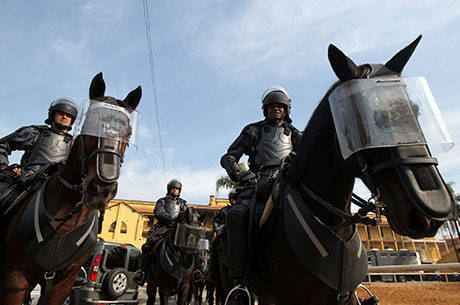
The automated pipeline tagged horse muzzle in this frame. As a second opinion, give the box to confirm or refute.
[82,177,118,210]
[364,145,454,238]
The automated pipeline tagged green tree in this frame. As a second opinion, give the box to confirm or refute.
[215,163,248,193]
[447,181,460,201]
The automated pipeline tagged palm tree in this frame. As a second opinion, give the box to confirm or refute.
[215,163,248,193]
[447,181,460,202]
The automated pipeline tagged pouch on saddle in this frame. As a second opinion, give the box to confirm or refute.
[0,163,57,219]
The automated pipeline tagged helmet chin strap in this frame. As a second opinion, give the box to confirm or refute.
[53,122,72,132]
[266,114,285,125]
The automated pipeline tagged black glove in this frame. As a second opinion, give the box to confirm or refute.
[236,171,257,184]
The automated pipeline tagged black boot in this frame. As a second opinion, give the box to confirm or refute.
[133,270,146,286]
[360,296,380,305]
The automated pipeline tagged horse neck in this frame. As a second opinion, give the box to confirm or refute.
[45,136,93,233]
[291,93,356,236]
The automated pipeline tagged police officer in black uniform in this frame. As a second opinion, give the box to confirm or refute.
[136,179,188,286]
[220,86,302,303]
[0,98,78,187]
[212,190,237,235]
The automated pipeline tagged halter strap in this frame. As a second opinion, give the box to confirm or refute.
[57,171,82,192]
[299,182,377,227]
[369,157,438,175]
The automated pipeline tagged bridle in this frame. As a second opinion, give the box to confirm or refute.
[57,135,124,197]
[298,149,439,229]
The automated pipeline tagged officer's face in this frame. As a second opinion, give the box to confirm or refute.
[229,198,236,205]
[54,111,72,127]
[170,187,180,196]
[267,103,286,119]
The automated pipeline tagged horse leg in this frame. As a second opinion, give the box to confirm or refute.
[198,282,203,305]
[178,280,191,305]
[206,280,215,305]
[159,286,169,305]
[45,253,90,305]
[146,282,157,305]
[0,240,41,305]
[0,270,37,305]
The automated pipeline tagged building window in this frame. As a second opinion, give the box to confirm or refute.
[121,221,127,234]
[109,221,116,233]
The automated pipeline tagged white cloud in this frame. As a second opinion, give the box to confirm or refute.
[116,158,223,204]
[189,0,460,80]
[49,38,89,64]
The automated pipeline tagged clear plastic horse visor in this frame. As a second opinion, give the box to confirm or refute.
[329,77,453,159]
[79,100,139,146]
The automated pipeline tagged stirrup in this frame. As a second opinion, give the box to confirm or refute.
[224,284,251,305]
[133,270,146,286]
[356,284,380,305]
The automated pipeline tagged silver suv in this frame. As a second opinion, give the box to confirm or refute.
[28,238,142,305]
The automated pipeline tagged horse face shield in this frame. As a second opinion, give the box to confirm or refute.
[329,77,453,159]
[329,77,455,221]
[76,100,139,183]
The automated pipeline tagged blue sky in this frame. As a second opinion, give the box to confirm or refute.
[1,1,460,204]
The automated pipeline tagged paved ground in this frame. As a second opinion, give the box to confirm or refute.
[137,287,201,305]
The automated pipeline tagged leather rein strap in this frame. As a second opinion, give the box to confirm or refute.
[298,155,439,228]
[369,157,438,175]
[57,136,122,194]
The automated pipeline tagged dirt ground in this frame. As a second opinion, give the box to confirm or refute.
[356,282,460,305]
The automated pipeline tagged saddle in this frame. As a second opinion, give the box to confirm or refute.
[17,180,98,272]
[0,163,57,219]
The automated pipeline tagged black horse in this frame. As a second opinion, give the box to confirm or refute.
[146,207,206,305]
[218,35,454,305]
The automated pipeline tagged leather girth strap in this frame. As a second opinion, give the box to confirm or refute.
[37,271,55,305]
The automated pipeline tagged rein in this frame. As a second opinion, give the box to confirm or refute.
[298,182,378,228]
[57,136,123,195]
[298,151,439,230]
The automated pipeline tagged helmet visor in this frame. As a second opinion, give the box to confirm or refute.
[329,77,453,159]
[51,98,78,118]
[73,100,139,147]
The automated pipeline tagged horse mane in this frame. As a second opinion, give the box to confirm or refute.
[289,81,346,184]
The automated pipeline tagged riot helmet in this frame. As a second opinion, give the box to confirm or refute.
[167,179,182,194]
[45,98,78,131]
[261,85,291,118]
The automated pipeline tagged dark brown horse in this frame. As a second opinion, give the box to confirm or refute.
[219,36,455,305]
[146,207,204,305]
[0,72,141,305]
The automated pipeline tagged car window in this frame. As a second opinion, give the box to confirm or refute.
[128,249,140,272]
[104,245,127,269]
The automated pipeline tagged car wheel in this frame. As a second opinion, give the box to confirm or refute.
[104,268,129,299]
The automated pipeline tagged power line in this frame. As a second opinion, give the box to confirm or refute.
[142,0,166,179]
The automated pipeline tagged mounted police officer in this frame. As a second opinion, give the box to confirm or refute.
[0,98,78,190]
[220,86,302,304]
[136,179,188,286]
[212,190,237,235]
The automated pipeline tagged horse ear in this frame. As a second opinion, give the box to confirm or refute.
[123,86,142,110]
[328,44,360,81]
[384,35,422,75]
[89,72,106,99]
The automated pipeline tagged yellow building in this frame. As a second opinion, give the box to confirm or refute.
[99,196,452,263]
[357,216,449,263]
[98,200,150,249]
